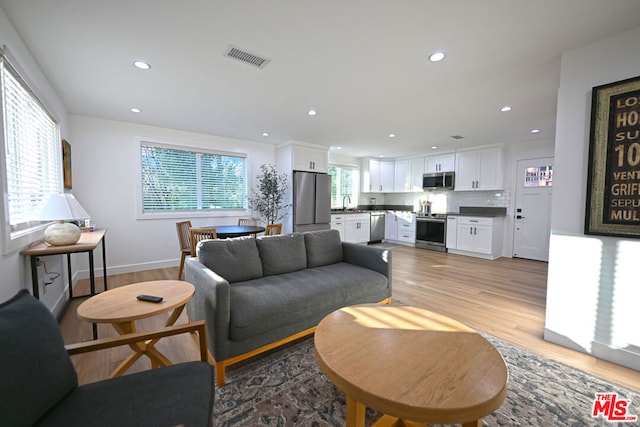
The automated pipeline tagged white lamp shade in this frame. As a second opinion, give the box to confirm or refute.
[33,193,91,245]
[33,193,90,221]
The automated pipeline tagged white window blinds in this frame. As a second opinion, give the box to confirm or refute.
[1,52,61,237]
[140,142,247,212]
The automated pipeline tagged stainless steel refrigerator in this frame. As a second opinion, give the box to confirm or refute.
[293,171,331,232]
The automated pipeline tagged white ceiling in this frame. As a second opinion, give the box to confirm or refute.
[2,1,640,158]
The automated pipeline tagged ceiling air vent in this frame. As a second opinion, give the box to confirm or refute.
[225,45,270,69]
[451,135,464,140]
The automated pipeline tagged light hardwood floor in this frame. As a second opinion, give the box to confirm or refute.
[60,246,640,392]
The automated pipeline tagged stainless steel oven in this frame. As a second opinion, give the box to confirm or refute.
[415,214,447,252]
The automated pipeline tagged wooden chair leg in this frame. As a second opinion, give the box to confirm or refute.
[215,361,226,386]
[178,253,187,280]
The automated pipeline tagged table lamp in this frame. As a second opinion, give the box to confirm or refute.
[33,193,91,246]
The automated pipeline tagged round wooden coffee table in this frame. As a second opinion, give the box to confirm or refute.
[77,280,195,377]
[314,304,508,427]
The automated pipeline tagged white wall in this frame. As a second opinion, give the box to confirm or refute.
[0,7,70,315]
[69,115,276,277]
[545,26,640,370]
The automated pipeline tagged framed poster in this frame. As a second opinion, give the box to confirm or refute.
[62,139,72,189]
[585,75,640,237]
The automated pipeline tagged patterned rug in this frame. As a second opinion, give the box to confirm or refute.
[214,334,640,426]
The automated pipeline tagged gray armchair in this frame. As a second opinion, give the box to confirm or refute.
[0,289,214,427]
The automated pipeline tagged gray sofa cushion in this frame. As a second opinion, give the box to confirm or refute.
[0,290,78,427]
[198,236,263,283]
[228,263,389,341]
[256,233,307,276]
[36,362,214,427]
[304,229,343,267]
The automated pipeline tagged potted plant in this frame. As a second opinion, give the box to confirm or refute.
[248,164,291,225]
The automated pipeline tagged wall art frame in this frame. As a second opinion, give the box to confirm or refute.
[62,139,72,189]
[585,75,640,238]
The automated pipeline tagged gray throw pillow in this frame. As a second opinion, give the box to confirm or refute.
[198,236,263,283]
[256,233,307,275]
[304,229,344,267]
[0,290,78,426]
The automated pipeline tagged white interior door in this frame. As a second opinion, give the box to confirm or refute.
[513,158,553,261]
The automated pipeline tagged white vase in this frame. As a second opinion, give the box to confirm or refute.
[44,223,81,245]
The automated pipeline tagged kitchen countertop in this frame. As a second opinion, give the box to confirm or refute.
[447,206,507,217]
[331,210,372,214]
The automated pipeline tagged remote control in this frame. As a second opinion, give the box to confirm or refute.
[136,294,163,303]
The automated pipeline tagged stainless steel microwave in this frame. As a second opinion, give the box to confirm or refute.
[422,172,455,190]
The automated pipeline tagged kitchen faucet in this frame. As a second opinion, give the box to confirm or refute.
[342,195,351,210]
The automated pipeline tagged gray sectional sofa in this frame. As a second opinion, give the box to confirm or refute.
[184,229,392,385]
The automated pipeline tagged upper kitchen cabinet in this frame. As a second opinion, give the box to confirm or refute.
[362,158,394,192]
[454,146,503,191]
[394,159,411,192]
[424,153,455,173]
[395,157,426,192]
[285,144,328,173]
[410,157,425,191]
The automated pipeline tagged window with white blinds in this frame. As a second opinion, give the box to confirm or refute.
[140,142,247,212]
[1,53,61,238]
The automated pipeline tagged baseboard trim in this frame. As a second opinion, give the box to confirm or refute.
[544,328,640,371]
[71,258,178,282]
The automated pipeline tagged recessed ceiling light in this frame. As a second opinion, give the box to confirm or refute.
[428,51,446,62]
[261,132,269,137]
[530,129,540,134]
[130,108,141,113]
[388,133,396,138]
[330,146,342,150]
[307,109,317,116]
[500,106,512,112]
[133,61,151,70]
[431,146,438,150]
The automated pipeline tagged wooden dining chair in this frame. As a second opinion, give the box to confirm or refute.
[189,227,218,256]
[175,220,192,280]
[238,218,259,237]
[264,223,283,236]
[237,218,258,226]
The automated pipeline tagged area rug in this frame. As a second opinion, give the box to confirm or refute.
[214,335,640,426]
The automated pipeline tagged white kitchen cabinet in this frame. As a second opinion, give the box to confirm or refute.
[344,213,370,243]
[395,212,416,244]
[394,159,411,192]
[330,214,346,240]
[384,211,415,244]
[395,158,426,192]
[424,153,455,173]
[385,212,398,241]
[450,216,503,260]
[362,158,394,192]
[292,145,328,172]
[454,146,503,191]
[410,157,425,191]
[445,216,458,249]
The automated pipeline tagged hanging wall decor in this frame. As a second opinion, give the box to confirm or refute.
[62,139,72,189]
[585,75,640,237]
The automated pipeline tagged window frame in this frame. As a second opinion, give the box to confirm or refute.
[1,48,62,254]
[134,137,250,220]
[329,163,360,209]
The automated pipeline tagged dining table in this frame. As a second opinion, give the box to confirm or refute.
[211,225,265,239]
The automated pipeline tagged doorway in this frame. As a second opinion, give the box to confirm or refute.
[513,158,553,261]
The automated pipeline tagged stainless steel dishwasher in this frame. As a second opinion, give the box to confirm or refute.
[369,212,385,243]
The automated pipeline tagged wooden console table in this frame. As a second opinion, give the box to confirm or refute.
[21,228,108,301]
